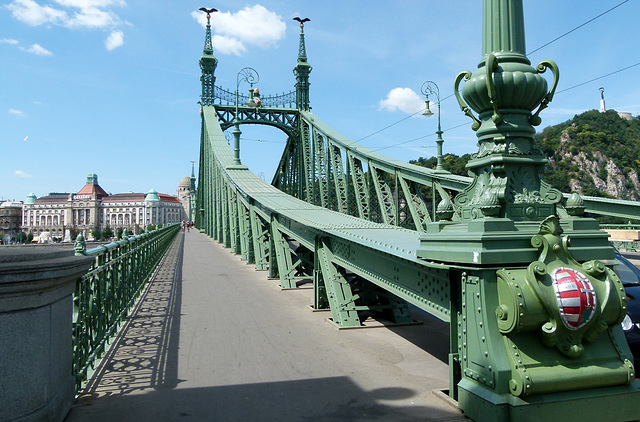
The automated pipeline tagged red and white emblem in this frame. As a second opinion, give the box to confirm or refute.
[551,267,597,330]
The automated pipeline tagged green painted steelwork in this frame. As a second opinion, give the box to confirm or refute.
[194,5,640,421]
[72,224,180,392]
[415,0,640,420]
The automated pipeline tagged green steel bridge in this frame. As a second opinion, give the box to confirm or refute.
[5,2,640,422]
[191,2,640,421]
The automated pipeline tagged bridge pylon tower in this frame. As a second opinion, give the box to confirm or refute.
[293,17,312,111]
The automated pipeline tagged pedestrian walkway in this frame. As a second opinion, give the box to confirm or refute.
[65,230,466,421]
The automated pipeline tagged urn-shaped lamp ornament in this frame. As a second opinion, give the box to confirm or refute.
[453,0,562,222]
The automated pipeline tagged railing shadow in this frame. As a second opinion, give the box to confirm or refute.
[72,232,185,401]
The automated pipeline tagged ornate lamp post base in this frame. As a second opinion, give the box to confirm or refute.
[417,1,640,420]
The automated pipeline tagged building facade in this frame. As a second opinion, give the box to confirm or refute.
[176,163,196,222]
[0,201,23,243]
[21,173,186,240]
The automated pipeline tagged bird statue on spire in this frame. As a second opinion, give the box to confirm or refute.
[293,17,310,29]
[199,7,218,22]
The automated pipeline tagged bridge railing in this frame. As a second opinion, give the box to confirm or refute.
[72,224,180,391]
[271,111,484,230]
[271,111,640,229]
[214,85,296,108]
[196,105,451,323]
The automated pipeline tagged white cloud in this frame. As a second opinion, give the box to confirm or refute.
[192,5,286,55]
[68,7,117,28]
[21,43,53,55]
[14,170,33,178]
[379,87,426,115]
[211,34,247,56]
[9,109,26,117]
[54,0,125,8]
[6,0,124,29]
[0,38,19,44]
[7,0,66,26]
[105,30,123,50]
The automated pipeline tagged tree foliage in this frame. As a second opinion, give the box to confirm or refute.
[409,153,472,176]
[536,110,640,177]
[410,110,640,199]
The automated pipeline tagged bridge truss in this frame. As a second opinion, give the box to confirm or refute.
[194,4,640,422]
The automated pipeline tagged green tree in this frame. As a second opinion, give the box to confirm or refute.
[90,228,102,240]
[102,226,114,240]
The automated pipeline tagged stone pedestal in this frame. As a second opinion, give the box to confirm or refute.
[0,247,93,422]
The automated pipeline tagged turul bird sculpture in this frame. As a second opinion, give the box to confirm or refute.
[293,17,310,28]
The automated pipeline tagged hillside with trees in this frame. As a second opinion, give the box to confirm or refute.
[410,110,640,201]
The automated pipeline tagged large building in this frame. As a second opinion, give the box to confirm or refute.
[0,201,23,244]
[21,173,189,240]
[176,163,197,222]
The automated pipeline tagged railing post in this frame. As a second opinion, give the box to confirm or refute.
[0,247,93,422]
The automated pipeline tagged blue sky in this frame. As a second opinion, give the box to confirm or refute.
[2,0,639,202]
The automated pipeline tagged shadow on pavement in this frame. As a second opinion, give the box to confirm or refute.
[67,376,466,422]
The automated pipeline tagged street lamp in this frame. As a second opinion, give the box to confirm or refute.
[421,81,446,172]
[227,67,259,169]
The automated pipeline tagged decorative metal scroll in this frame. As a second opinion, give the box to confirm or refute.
[214,85,296,108]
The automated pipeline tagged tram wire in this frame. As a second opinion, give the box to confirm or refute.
[358,1,634,153]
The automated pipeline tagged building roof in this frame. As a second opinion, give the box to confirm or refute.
[178,176,191,188]
[76,183,108,199]
[102,192,180,203]
[0,201,23,208]
[102,193,146,203]
[34,194,69,205]
[158,194,181,203]
[145,189,160,202]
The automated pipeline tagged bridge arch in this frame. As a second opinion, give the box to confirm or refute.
[213,104,299,140]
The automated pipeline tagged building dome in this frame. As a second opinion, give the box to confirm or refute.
[178,176,191,189]
[145,189,160,202]
[25,192,37,204]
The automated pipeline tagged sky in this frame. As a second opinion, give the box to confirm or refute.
[2,0,639,202]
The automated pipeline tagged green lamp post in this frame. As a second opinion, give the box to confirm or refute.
[417,1,640,420]
[420,81,446,173]
[227,67,258,170]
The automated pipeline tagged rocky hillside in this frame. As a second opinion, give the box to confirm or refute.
[411,110,640,202]
[537,110,640,200]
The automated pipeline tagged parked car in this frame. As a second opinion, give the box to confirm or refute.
[613,253,640,366]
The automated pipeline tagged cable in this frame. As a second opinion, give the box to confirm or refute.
[348,2,632,153]
[372,121,470,152]
[349,93,456,147]
[529,0,630,55]
[557,62,640,94]
[376,59,640,153]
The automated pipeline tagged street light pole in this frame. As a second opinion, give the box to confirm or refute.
[228,67,259,169]
[420,81,446,172]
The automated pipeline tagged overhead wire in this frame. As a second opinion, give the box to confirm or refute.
[557,62,640,94]
[528,0,630,55]
[369,1,634,153]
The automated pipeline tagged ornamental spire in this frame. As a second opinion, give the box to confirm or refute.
[293,17,312,111]
[199,7,218,106]
[199,7,217,54]
[293,17,310,60]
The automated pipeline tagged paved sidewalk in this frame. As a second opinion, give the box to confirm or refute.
[65,230,466,422]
